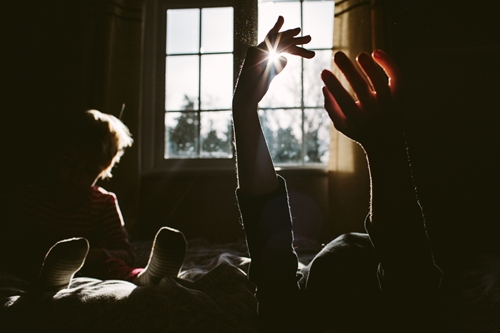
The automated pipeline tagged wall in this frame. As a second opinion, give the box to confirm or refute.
[133,168,330,242]
[387,0,500,267]
[2,1,86,188]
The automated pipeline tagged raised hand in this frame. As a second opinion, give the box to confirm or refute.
[321,50,402,152]
[232,16,314,196]
[234,16,315,106]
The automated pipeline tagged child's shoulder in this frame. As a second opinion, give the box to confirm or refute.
[90,185,117,201]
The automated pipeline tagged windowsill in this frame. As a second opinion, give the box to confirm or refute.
[142,158,329,177]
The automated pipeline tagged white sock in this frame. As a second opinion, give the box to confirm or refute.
[135,227,187,286]
[38,237,89,291]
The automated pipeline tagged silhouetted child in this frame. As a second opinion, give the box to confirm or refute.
[1,110,186,290]
[233,16,443,332]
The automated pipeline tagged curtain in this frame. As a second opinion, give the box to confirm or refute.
[80,0,145,230]
[326,0,392,238]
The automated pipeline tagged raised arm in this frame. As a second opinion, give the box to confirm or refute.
[232,17,315,332]
[322,50,410,229]
[322,50,442,313]
[232,16,314,196]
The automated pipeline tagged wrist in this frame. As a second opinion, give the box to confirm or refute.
[232,95,257,113]
[361,126,406,155]
[363,132,409,164]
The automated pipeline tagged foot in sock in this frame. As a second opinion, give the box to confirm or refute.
[37,237,89,291]
[134,227,187,286]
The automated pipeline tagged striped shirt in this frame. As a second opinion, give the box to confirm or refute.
[1,183,135,280]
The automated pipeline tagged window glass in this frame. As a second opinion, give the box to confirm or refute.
[303,1,334,49]
[201,54,233,109]
[165,111,199,158]
[201,7,233,53]
[166,9,199,54]
[259,109,303,164]
[304,108,330,164]
[304,50,332,107]
[165,55,199,110]
[200,111,233,158]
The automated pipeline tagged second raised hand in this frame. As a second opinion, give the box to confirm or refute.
[321,50,402,150]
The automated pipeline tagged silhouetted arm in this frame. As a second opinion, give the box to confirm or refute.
[233,16,314,196]
[322,50,442,319]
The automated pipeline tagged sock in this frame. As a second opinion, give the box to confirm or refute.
[134,227,187,286]
[37,237,89,291]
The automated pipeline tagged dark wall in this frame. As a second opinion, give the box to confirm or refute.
[2,1,86,188]
[133,169,329,242]
[388,0,500,267]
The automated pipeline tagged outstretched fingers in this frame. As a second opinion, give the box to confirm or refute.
[334,52,373,104]
[268,15,284,35]
[372,49,403,98]
[321,69,361,127]
[264,16,315,59]
[283,35,315,58]
[356,52,391,106]
[266,31,315,58]
[322,85,348,133]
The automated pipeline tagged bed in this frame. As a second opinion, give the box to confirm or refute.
[2,233,500,332]
[0,236,322,333]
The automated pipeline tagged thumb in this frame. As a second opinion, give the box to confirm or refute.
[272,55,288,76]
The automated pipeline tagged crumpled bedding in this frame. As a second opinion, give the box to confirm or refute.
[2,235,498,332]
[0,238,260,333]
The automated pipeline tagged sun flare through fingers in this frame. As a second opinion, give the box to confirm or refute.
[263,34,286,74]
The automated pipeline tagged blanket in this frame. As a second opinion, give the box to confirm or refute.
[0,239,260,333]
[3,236,498,332]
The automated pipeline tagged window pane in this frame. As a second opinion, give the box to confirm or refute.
[304,50,332,107]
[201,7,233,53]
[201,54,233,109]
[258,2,301,42]
[259,109,302,164]
[259,55,301,108]
[305,108,330,164]
[165,112,199,158]
[303,1,334,49]
[200,111,233,158]
[167,9,200,54]
[166,55,199,111]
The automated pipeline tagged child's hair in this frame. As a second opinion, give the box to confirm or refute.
[58,109,133,180]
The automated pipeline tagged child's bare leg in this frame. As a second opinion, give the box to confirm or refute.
[133,226,187,286]
[37,237,89,291]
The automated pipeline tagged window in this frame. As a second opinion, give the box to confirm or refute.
[143,0,334,171]
[165,7,234,159]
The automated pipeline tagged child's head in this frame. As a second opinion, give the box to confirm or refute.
[56,109,133,187]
